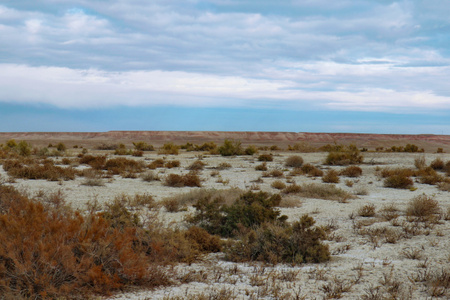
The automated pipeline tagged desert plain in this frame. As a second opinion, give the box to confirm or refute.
[0,131,449,299]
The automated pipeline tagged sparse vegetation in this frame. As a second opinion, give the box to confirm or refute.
[285,155,304,168]
[218,139,243,156]
[322,169,340,183]
[324,144,363,165]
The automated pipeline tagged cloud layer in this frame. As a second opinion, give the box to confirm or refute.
[1,1,450,112]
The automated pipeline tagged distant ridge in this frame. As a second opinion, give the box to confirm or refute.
[0,131,449,151]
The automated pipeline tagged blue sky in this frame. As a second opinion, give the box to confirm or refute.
[1,1,450,133]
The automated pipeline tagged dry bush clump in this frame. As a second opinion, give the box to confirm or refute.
[406,194,441,221]
[81,169,105,186]
[322,169,340,183]
[165,160,180,168]
[164,172,201,187]
[357,204,376,217]
[216,162,232,170]
[104,157,144,175]
[0,185,206,299]
[271,180,286,190]
[384,175,414,189]
[430,158,445,170]
[225,215,330,264]
[287,142,316,152]
[340,165,362,177]
[187,160,205,170]
[218,139,243,156]
[301,163,324,177]
[188,191,286,237]
[141,171,159,182]
[158,143,179,155]
[258,154,273,162]
[3,158,76,181]
[283,183,302,194]
[133,141,154,151]
[255,162,268,171]
[377,167,416,178]
[114,143,131,155]
[414,155,426,169]
[324,144,363,165]
[244,145,258,155]
[380,204,400,221]
[285,155,304,168]
[79,154,107,169]
[148,158,165,169]
[437,182,450,192]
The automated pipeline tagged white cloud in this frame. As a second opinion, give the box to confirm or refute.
[1,63,449,113]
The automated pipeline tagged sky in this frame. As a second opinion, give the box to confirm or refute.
[1,0,450,134]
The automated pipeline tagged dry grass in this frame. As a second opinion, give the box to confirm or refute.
[298,183,355,201]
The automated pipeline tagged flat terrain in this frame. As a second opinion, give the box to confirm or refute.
[0,134,449,299]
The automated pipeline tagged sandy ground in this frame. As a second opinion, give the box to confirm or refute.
[1,150,449,299]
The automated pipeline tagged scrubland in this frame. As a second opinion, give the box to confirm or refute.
[0,140,449,299]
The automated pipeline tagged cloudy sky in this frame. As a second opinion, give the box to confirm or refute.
[1,0,449,133]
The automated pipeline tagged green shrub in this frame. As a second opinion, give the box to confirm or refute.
[218,139,243,156]
[195,142,217,152]
[285,155,304,167]
[225,215,330,264]
[189,191,286,237]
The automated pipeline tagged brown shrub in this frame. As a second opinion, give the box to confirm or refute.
[285,155,304,168]
[324,145,363,165]
[378,167,416,178]
[406,194,441,220]
[322,169,340,183]
[357,204,376,217]
[258,154,273,162]
[271,180,287,190]
[283,184,302,194]
[255,162,267,171]
[383,175,414,189]
[148,158,165,169]
[414,155,426,169]
[158,143,179,155]
[340,166,362,177]
[79,155,107,169]
[165,160,180,169]
[216,162,232,170]
[164,172,201,187]
[185,226,222,253]
[187,160,205,170]
[269,169,284,177]
[5,160,76,181]
[430,158,445,170]
[0,186,174,299]
[104,157,144,175]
